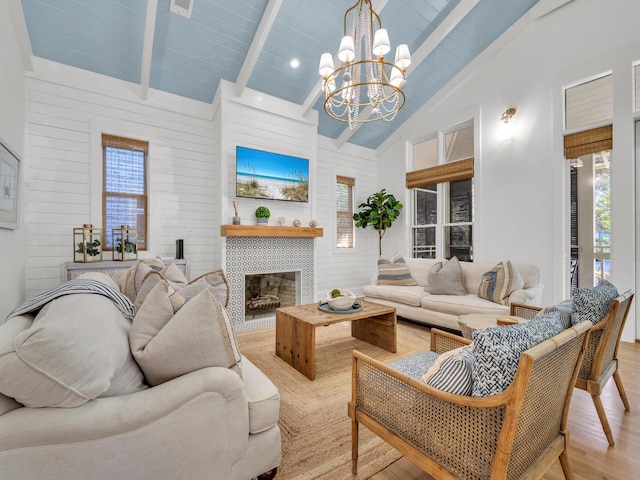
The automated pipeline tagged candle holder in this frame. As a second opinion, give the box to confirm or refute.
[73,224,103,263]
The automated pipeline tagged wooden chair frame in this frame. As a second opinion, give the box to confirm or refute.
[349,322,592,479]
[510,289,634,446]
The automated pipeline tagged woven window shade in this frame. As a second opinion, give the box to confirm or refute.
[564,125,612,159]
[102,134,148,251]
[336,176,355,248]
[406,157,473,189]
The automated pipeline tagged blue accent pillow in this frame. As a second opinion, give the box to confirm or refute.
[471,312,564,397]
[538,299,573,329]
[571,280,618,326]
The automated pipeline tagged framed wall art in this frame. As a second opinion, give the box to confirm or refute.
[0,138,20,229]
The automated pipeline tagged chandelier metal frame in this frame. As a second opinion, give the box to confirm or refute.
[319,0,410,130]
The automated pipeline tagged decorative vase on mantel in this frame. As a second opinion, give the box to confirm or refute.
[232,201,241,225]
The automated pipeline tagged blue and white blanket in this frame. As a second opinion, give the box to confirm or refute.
[6,279,135,322]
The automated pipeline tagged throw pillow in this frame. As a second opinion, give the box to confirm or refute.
[122,260,153,302]
[377,253,417,286]
[538,298,573,329]
[179,269,230,307]
[421,346,474,396]
[471,311,564,397]
[129,281,242,386]
[477,260,524,305]
[0,295,146,407]
[424,256,466,295]
[572,280,619,326]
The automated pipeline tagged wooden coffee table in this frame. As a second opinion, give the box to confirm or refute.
[275,301,397,380]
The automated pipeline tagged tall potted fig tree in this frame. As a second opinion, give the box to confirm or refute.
[353,189,403,255]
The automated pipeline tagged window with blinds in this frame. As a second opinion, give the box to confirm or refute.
[565,73,613,130]
[102,134,148,250]
[336,176,355,248]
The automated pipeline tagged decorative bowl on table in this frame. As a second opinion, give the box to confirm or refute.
[326,289,356,311]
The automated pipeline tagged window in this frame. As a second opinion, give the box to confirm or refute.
[565,73,612,130]
[408,124,474,260]
[102,134,148,250]
[336,175,355,248]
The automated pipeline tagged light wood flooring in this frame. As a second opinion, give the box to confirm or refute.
[369,339,640,480]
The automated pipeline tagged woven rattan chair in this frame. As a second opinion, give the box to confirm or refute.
[511,289,634,446]
[349,321,591,479]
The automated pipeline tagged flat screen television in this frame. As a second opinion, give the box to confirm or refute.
[235,146,309,202]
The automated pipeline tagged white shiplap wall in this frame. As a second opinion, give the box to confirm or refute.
[315,136,379,298]
[24,61,216,298]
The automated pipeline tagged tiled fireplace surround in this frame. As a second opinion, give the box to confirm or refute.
[225,236,315,331]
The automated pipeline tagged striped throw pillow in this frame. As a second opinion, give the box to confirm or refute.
[377,253,416,285]
[421,346,474,395]
[477,260,524,305]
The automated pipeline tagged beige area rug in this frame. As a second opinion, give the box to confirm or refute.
[236,320,432,480]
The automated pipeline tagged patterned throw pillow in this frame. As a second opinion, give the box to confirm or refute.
[477,260,524,305]
[471,312,564,397]
[538,299,573,329]
[425,256,467,295]
[377,253,417,286]
[421,346,474,395]
[572,280,619,326]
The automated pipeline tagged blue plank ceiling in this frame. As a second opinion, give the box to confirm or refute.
[20,0,539,149]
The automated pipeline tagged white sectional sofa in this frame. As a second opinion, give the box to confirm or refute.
[363,257,543,331]
[0,261,281,480]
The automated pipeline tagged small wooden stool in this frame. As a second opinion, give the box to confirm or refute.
[458,313,528,340]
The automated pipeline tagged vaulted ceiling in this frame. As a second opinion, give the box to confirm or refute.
[18,0,541,149]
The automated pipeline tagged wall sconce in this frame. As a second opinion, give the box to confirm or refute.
[501,107,517,123]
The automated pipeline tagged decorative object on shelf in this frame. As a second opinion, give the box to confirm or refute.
[318,0,411,130]
[112,225,138,261]
[277,216,286,226]
[232,201,241,225]
[255,206,271,224]
[353,188,403,255]
[73,224,102,263]
[308,219,317,228]
[293,219,301,227]
[175,239,184,259]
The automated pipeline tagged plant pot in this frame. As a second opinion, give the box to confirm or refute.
[256,218,268,224]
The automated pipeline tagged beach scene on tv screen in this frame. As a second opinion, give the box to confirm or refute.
[236,147,309,202]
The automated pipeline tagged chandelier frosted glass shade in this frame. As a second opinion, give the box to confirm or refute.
[319,0,410,130]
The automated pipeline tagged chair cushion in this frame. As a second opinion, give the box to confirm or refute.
[425,256,466,295]
[129,281,242,386]
[0,295,146,407]
[362,284,426,307]
[572,280,619,326]
[471,312,564,397]
[377,253,417,285]
[477,261,524,305]
[389,350,440,379]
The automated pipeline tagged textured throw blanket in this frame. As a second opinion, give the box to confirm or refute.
[7,279,135,321]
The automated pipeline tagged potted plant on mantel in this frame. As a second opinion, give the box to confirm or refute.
[353,189,403,255]
[255,206,271,225]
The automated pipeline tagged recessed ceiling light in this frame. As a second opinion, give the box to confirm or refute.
[290,58,300,69]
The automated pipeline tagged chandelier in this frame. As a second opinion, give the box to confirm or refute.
[318,0,411,130]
